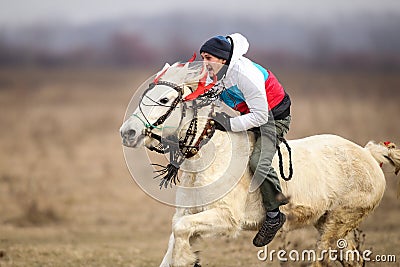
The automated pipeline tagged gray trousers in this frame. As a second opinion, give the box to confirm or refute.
[249,115,291,211]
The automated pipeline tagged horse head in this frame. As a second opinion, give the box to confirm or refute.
[120,61,205,149]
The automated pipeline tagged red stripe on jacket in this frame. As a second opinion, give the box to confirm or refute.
[234,70,285,114]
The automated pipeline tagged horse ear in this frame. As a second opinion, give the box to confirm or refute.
[161,63,171,72]
[154,63,171,84]
[156,63,170,76]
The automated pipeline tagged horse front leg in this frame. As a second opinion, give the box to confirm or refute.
[170,208,238,267]
[160,233,175,267]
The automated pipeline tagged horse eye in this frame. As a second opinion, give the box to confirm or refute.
[159,97,169,104]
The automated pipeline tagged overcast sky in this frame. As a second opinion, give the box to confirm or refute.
[0,0,399,27]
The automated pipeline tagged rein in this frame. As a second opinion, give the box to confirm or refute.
[276,137,293,181]
[138,80,216,189]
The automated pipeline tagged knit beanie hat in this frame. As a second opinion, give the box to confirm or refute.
[200,36,232,61]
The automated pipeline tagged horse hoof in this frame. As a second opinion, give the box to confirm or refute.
[194,263,201,267]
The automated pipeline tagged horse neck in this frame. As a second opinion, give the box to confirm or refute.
[179,106,252,187]
[177,103,212,143]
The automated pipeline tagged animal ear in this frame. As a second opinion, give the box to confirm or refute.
[154,63,171,84]
[159,63,170,73]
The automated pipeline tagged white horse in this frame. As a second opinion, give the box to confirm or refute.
[120,62,400,267]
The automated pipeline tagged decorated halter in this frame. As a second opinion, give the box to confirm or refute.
[137,56,219,189]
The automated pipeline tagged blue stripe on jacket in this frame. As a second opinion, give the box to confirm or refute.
[252,62,269,81]
[219,62,269,109]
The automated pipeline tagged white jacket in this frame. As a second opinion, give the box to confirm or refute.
[223,33,269,132]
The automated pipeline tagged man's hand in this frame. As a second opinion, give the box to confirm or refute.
[212,112,232,131]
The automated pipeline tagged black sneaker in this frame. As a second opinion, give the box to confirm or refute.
[253,212,286,247]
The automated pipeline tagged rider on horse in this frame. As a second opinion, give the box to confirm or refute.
[199,33,292,247]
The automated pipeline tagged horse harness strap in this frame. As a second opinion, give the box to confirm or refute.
[141,79,217,188]
[183,108,216,159]
[142,81,216,158]
[148,81,184,128]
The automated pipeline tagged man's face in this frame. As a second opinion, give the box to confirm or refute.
[201,52,227,74]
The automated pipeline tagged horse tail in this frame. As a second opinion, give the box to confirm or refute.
[365,140,400,197]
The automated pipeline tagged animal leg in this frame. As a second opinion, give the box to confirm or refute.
[160,233,175,267]
[171,208,238,267]
[312,207,370,267]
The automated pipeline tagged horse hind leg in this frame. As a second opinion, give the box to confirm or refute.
[282,204,321,230]
[312,207,372,267]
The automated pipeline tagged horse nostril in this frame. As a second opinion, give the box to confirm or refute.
[127,129,136,137]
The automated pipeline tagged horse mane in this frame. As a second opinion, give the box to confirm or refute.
[160,61,207,89]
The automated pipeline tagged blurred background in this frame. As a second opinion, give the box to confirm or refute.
[1,0,400,69]
[0,0,399,266]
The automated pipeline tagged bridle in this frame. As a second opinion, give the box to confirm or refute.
[138,80,184,131]
[136,78,217,188]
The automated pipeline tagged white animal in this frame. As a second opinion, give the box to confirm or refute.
[120,62,400,267]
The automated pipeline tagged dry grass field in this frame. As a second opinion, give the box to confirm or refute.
[0,67,399,267]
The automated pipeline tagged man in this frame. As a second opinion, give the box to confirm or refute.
[199,33,291,247]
